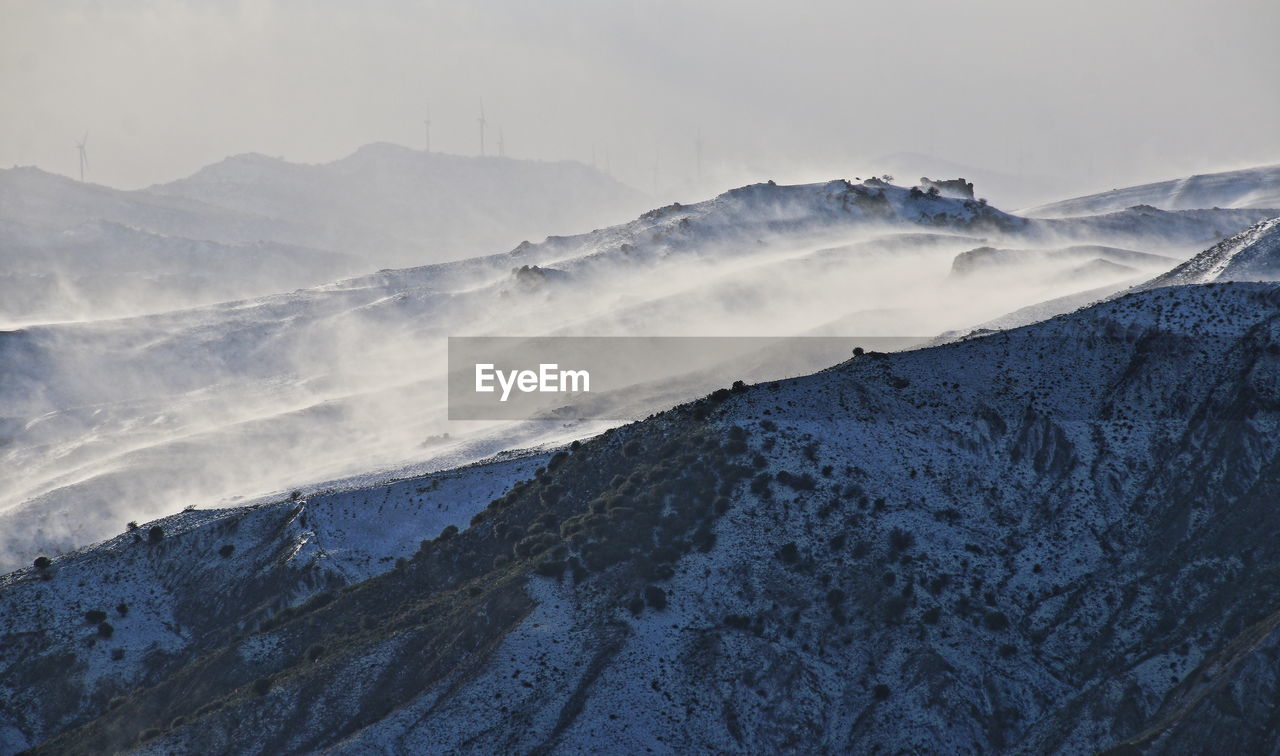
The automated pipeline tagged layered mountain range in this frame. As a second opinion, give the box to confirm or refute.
[0,146,647,324]
[19,175,1255,571]
[3,158,1280,753]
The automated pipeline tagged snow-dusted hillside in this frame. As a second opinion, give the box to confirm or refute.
[10,281,1279,754]
[1025,163,1280,218]
[1033,204,1273,254]
[1133,216,1280,291]
[0,178,1271,572]
[0,449,548,753]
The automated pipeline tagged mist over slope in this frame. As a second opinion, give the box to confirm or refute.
[0,179,1022,569]
[1,176,1273,571]
[968,213,1280,335]
[0,219,360,325]
[0,146,647,325]
[8,281,1278,754]
[1025,163,1280,218]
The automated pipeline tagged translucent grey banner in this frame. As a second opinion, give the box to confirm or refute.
[448,336,929,420]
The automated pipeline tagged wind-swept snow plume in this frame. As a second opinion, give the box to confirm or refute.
[0,176,1274,569]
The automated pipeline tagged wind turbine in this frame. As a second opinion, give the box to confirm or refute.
[424,109,431,153]
[75,133,89,182]
[477,100,487,156]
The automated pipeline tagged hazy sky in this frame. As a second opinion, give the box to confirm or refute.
[2,0,1278,198]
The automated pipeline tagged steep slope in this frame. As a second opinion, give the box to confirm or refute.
[13,282,1280,754]
[1133,216,1280,291]
[146,143,650,266]
[1025,164,1280,218]
[0,450,548,753]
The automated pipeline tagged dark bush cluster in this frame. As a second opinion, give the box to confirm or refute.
[776,471,817,491]
[447,421,754,616]
[889,527,915,552]
[724,613,765,635]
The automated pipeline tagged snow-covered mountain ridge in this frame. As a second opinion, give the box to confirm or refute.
[1024,163,1280,218]
[1133,216,1280,291]
[8,280,1279,753]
